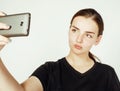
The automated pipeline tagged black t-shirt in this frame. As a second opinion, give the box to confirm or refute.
[31,57,120,91]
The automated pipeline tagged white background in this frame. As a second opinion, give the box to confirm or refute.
[0,0,120,83]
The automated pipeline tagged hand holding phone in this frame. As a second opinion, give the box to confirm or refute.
[0,12,31,37]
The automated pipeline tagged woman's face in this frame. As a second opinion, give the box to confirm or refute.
[69,16,102,55]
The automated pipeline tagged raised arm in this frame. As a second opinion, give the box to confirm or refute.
[0,11,43,91]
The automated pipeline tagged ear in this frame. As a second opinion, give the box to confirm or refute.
[94,35,102,45]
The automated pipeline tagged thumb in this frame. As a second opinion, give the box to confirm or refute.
[0,35,11,44]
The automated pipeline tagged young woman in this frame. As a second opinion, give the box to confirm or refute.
[0,8,120,91]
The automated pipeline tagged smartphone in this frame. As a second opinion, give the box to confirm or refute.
[0,12,31,37]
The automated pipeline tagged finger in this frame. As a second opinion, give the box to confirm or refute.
[0,11,6,16]
[0,39,11,45]
[0,35,11,44]
[0,41,9,45]
[0,45,5,51]
[0,22,10,30]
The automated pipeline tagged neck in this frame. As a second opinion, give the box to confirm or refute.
[66,51,92,66]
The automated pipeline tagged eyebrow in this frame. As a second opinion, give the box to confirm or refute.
[71,25,95,34]
[86,31,95,34]
[71,26,80,30]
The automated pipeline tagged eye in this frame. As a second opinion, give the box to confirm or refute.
[86,34,93,38]
[71,29,77,32]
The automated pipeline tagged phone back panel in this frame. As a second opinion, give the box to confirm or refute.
[0,13,31,37]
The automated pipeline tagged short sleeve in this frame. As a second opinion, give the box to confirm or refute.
[31,62,51,91]
[107,68,120,91]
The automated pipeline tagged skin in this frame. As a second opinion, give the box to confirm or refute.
[66,16,102,73]
[0,12,43,91]
[0,12,102,91]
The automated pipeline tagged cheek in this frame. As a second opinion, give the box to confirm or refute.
[69,34,77,44]
[83,39,96,48]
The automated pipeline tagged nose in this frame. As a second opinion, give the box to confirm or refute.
[76,34,84,43]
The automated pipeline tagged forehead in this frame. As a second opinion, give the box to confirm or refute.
[71,16,99,33]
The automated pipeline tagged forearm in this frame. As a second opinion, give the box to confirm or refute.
[0,58,24,91]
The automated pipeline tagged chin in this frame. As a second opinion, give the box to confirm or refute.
[71,49,85,55]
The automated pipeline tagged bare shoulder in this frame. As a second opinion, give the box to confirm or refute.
[21,76,43,91]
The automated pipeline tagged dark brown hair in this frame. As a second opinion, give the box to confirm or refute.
[70,8,104,61]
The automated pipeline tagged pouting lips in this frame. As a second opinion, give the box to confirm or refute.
[74,44,82,50]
